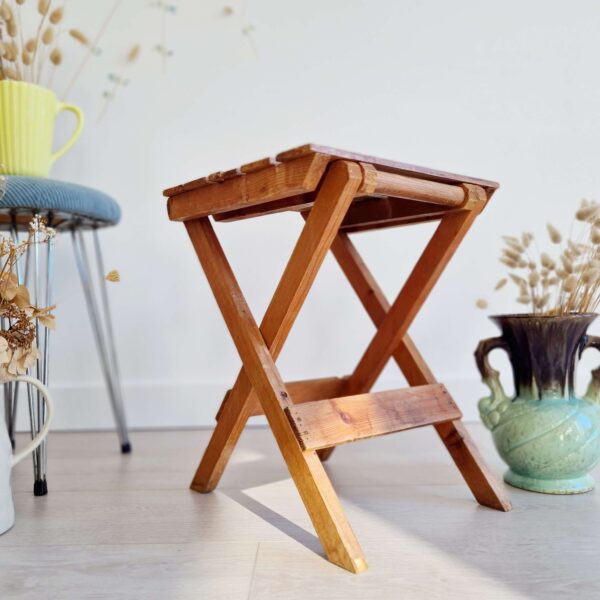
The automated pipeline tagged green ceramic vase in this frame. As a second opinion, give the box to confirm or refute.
[475,313,600,494]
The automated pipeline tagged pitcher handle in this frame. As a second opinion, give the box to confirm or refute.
[582,335,600,404]
[475,336,511,430]
[11,375,53,467]
[50,102,84,164]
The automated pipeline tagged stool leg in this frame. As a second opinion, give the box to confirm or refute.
[71,230,131,454]
[12,218,54,495]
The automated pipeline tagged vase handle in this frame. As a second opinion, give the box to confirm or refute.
[475,336,511,430]
[582,335,600,403]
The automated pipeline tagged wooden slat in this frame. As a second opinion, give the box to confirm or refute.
[185,212,367,574]
[240,156,279,174]
[163,176,212,197]
[287,384,460,451]
[167,154,331,221]
[214,193,315,222]
[215,375,349,421]
[339,197,451,231]
[326,231,512,511]
[248,375,349,417]
[275,144,499,197]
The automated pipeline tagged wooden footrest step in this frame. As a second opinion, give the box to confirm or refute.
[285,384,461,451]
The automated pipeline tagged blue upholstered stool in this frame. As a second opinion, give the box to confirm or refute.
[1,176,130,496]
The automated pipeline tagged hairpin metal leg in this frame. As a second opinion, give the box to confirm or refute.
[9,215,53,495]
[72,229,130,453]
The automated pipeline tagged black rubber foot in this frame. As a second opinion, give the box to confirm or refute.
[121,442,132,454]
[33,479,48,496]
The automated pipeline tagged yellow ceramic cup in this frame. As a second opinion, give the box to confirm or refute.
[0,80,84,177]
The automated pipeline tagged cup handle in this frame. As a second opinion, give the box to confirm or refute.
[50,102,84,164]
[10,375,53,467]
[582,335,600,403]
[475,336,511,430]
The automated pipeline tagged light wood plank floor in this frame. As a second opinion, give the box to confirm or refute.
[1,424,599,599]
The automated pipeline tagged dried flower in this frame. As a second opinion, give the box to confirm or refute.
[38,0,50,16]
[42,27,54,45]
[49,47,62,65]
[475,299,488,309]
[69,28,90,47]
[540,253,555,270]
[49,6,63,24]
[127,44,140,63]
[495,278,507,290]
[105,269,120,282]
[563,274,578,293]
[547,224,562,244]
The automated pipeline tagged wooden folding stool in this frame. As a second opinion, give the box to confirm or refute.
[164,144,512,574]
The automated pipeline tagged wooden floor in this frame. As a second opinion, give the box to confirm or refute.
[1,424,599,599]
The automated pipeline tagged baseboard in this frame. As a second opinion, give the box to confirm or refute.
[11,377,487,431]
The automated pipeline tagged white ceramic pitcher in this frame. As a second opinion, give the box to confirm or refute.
[0,376,53,535]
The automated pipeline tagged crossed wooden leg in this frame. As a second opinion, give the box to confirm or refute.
[320,230,512,512]
[186,161,368,572]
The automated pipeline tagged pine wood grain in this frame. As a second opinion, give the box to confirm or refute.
[287,384,461,451]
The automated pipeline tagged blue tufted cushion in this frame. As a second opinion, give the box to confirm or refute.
[0,176,121,225]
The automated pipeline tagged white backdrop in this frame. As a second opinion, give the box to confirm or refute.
[17,0,600,430]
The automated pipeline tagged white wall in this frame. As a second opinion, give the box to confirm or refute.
[16,0,600,430]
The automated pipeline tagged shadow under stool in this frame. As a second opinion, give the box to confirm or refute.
[0,176,131,496]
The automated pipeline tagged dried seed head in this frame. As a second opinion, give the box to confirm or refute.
[25,38,37,52]
[541,268,549,277]
[548,277,559,286]
[502,235,520,244]
[556,269,567,280]
[541,253,555,269]
[42,27,53,45]
[1,66,19,80]
[494,278,507,291]
[21,49,32,65]
[475,299,488,309]
[576,204,600,223]
[517,296,531,305]
[522,232,534,248]
[536,294,550,309]
[0,4,13,21]
[529,271,540,287]
[127,44,140,63]
[49,6,63,24]
[502,248,521,262]
[563,274,578,293]
[49,47,62,65]
[500,257,518,269]
[504,238,525,253]
[15,0,25,5]
[7,19,17,37]
[591,228,600,245]
[509,274,527,286]
[105,270,120,283]
[69,29,90,47]
[582,268,600,285]
[561,255,574,273]
[38,0,50,16]
[528,261,537,269]
[547,223,562,244]
[518,259,527,268]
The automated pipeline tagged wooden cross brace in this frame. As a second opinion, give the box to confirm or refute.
[165,145,512,574]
